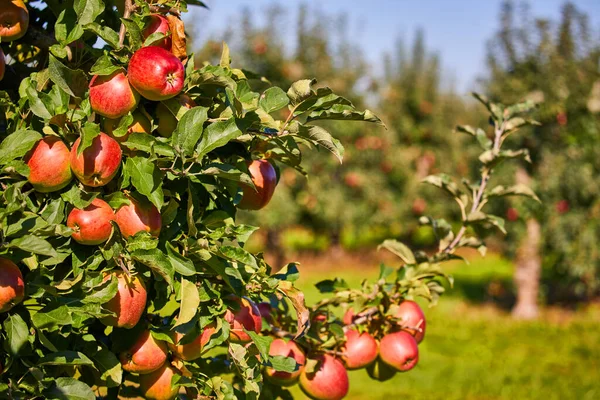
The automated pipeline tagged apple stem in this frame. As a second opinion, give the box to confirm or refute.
[118,258,130,276]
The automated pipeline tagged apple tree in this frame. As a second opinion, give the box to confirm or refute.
[0,1,539,399]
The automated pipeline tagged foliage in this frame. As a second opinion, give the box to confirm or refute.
[485,0,600,301]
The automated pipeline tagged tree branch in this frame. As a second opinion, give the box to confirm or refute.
[118,0,135,48]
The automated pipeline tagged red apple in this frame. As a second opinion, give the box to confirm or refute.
[128,47,184,101]
[299,354,349,400]
[379,331,419,372]
[366,357,397,382]
[506,207,519,222]
[115,196,161,239]
[101,271,147,329]
[142,14,172,51]
[70,132,122,187]
[238,160,277,210]
[257,302,273,324]
[265,339,306,386]
[342,308,355,325]
[168,323,216,361]
[556,200,569,214]
[224,296,262,343]
[394,300,426,343]
[139,363,180,400]
[155,94,195,137]
[341,329,378,370]
[89,71,139,119]
[0,257,24,313]
[120,330,168,374]
[103,111,151,143]
[25,136,72,193]
[0,0,29,42]
[66,198,115,245]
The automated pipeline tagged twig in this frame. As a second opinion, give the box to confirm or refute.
[118,0,135,48]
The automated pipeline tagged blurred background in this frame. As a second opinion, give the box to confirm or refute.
[186,1,599,398]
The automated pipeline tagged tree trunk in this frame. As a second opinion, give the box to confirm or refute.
[266,229,285,272]
[511,168,542,320]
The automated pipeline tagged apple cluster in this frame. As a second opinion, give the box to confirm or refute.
[256,299,427,400]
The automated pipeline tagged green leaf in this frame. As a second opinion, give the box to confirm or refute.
[90,55,121,76]
[175,278,200,327]
[246,331,273,361]
[48,55,88,98]
[287,79,317,106]
[456,125,492,150]
[39,351,94,366]
[44,377,95,400]
[219,246,258,270]
[422,174,464,198]
[307,105,384,125]
[8,235,58,257]
[297,125,344,163]
[200,164,253,186]
[172,106,209,156]
[0,129,41,165]
[378,239,416,265]
[122,133,175,157]
[31,304,73,329]
[25,85,53,119]
[61,185,99,209]
[77,122,101,156]
[195,118,244,160]
[220,42,231,67]
[74,0,104,25]
[259,87,289,113]
[120,18,142,50]
[479,149,531,166]
[84,23,120,48]
[3,314,30,356]
[55,9,83,45]
[487,184,541,203]
[166,243,196,276]
[315,278,349,293]
[41,198,66,225]
[125,157,164,210]
[92,348,122,387]
[131,249,174,287]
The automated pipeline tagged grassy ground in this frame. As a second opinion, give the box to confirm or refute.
[286,252,600,400]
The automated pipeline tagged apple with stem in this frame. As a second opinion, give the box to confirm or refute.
[0,0,29,41]
[341,329,378,370]
[394,300,426,343]
[299,354,349,400]
[70,132,122,187]
[115,196,161,239]
[128,47,184,101]
[379,331,419,372]
[66,198,115,245]
[168,323,216,361]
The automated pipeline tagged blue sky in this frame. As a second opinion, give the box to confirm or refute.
[184,0,600,92]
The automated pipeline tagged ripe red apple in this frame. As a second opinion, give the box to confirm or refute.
[25,136,72,192]
[224,296,262,343]
[128,47,184,101]
[0,0,29,41]
[115,196,161,239]
[238,160,277,210]
[155,94,195,137]
[103,111,151,143]
[556,200,569,214]
[66,198,115,245]
[265,339,306,386]
[342,308,355,325]
[394,300,426,343]
[142,14,172,51]
[120,330,168,374]
[101,271,147,329]
[0,258,24,313]
[506,207,519,222]
[139,363,180,400]
[366,357,397,382]
[70,132,122,187]
[379,331,419,372]
[341,329,378,370]
[299,354,349,400]
[168,323,216,361]
[89,71,139,119]
[257,301,273,324]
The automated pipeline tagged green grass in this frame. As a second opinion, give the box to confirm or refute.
[287,254,600,400]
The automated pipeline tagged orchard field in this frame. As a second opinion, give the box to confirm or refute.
[1,0,599,399]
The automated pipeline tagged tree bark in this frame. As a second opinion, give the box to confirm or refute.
[511,168,541,319]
